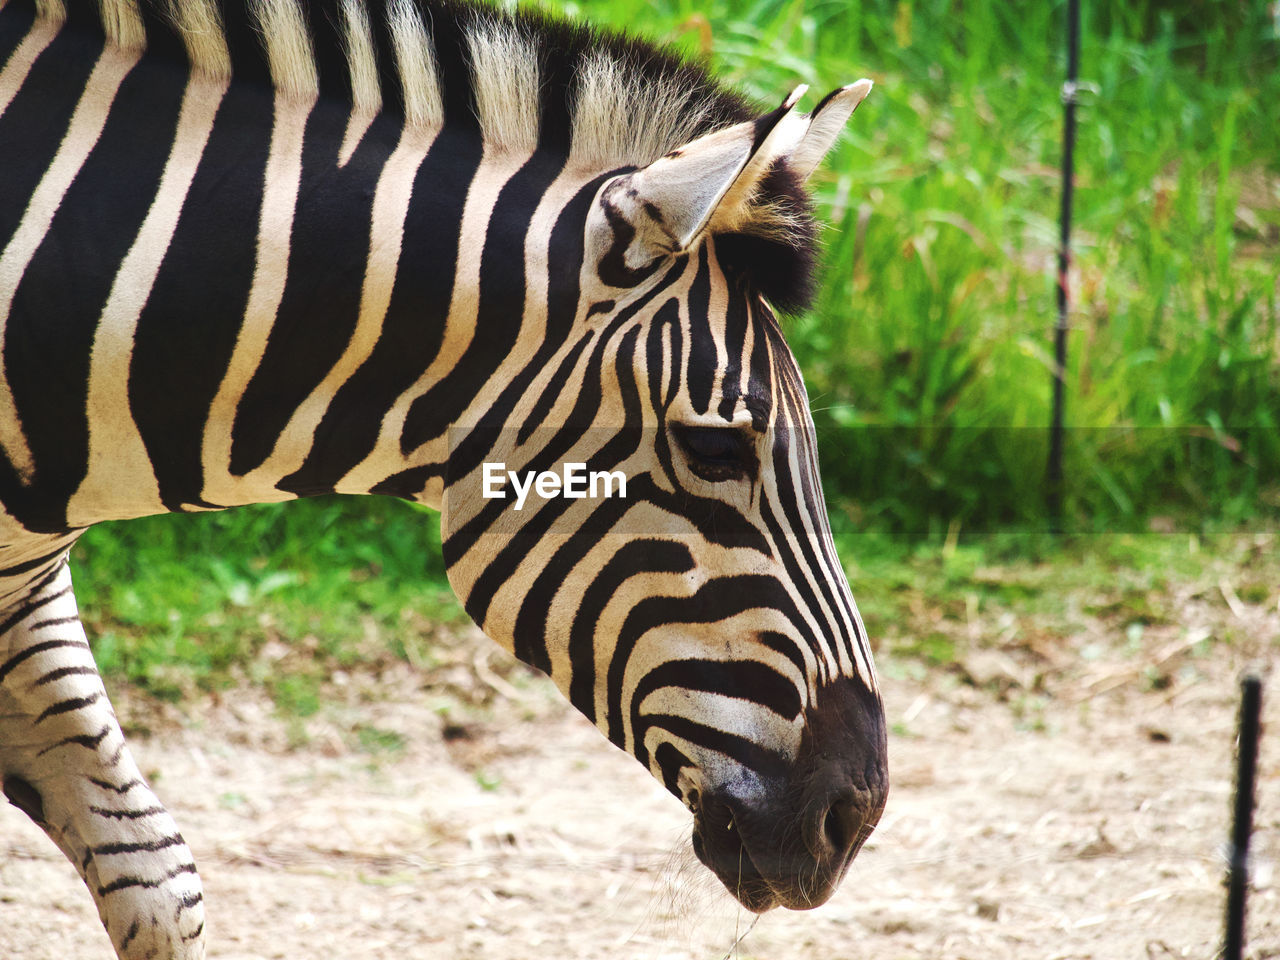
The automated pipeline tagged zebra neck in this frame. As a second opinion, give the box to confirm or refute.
[169,90,598,515]
[0,9,604,531]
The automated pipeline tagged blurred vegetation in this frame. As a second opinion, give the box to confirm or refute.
[77,498,465,706]
[74,0,1280,703]
[556,0,1280,534]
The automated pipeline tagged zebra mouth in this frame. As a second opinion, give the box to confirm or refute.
[686,771,879,912]
[689,795,780,912]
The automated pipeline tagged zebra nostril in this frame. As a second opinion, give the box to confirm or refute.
[816,793,861,864]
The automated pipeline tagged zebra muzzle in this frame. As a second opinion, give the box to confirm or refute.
[691,679,888,911]
[692,773,880,912]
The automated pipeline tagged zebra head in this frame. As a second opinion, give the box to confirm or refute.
[442,83,886,912]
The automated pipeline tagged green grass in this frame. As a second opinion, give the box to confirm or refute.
[74,0,1280,703]
[841,530,1278,722]
[77,497,465,705]
[562,0,1280,533]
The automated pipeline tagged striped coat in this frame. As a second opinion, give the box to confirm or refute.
[0,1,887,956]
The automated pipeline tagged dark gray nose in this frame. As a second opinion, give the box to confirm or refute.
[691,679,888,911]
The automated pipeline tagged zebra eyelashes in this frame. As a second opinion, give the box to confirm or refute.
[670,423,758,482]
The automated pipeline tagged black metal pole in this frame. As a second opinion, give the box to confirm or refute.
[1047,0,1080,527]
[1223,675,1263,960]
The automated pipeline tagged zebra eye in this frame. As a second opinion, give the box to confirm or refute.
[672,424,755,480]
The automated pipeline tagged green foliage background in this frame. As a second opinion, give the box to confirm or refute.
[557,0,1280,534]
[74,0,1280,700]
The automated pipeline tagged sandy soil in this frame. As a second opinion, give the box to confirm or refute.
[2,595,1278,959]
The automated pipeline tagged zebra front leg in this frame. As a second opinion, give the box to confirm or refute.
[0,559,206,959]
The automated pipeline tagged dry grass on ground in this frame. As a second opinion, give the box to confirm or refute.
[2,537,1278,959]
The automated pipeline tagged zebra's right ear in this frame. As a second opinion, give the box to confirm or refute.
[788,79,874,181]
[588,90,807,288]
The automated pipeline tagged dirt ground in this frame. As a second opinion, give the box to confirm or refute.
[2,581,1278,959]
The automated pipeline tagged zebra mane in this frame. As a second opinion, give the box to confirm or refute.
[26,0,821,309]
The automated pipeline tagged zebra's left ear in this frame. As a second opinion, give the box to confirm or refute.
[589,87,810,281]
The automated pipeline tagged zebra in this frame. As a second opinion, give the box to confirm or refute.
[0,0,888,956]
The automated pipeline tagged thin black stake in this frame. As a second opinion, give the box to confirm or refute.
[1047,0,1080,526]
[1223,675,1263,960]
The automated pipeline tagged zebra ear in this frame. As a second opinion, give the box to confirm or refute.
[594,89,808,272]
[601,124,757,263]
[788,79,873,182]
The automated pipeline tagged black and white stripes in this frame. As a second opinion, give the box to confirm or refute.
[1,559,206,956]
[1,1,886,953]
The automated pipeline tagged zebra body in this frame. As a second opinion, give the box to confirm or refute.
[0,1,888,956]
